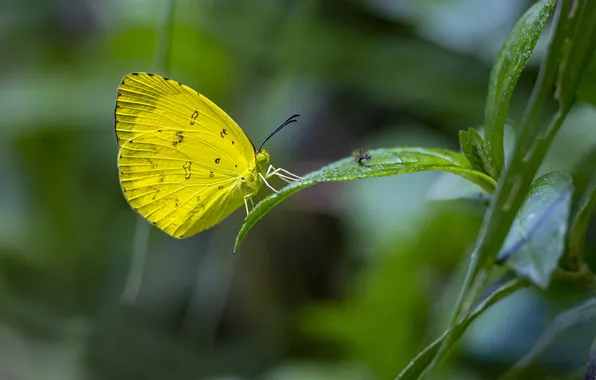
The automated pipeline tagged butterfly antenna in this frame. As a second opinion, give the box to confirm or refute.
[258,114,300,151]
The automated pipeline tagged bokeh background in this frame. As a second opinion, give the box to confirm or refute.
[2,0,596,379]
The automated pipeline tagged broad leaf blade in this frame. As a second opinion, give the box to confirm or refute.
[234,147,495,252]
[396,278,526,380]
[497,171,574,289]
[484,0,556,175]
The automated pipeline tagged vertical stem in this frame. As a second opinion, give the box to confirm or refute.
[155,0,177,75]
[422,1,568,377]
[121,0,177,305]
[121,218,151,304]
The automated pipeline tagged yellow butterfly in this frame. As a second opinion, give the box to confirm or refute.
[114,72,301,238]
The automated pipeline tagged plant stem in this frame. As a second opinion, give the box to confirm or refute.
[121,218,151,304]
[155,0,177,75]
[423,1,569,377]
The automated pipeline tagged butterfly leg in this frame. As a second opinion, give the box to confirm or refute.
[266,165,303,182]
[244,194,252,215]
[259,172,280,193]
[266,165,302,179]
[272,174,294,184]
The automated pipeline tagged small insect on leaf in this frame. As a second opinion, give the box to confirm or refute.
[352,148,372,164]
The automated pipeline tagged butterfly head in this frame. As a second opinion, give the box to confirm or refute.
[254,114,300,173]
[255,149,271,172]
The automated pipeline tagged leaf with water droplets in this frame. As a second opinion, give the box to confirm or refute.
[497,171,573,289]
[234,147,495,252]
[484,0,556,175]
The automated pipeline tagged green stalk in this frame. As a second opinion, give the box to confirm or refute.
[155,0,177,75]
[423,1,571,377]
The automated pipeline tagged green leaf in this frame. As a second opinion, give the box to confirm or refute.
[396,278,526,380]
[234,147,496,253]
[557,0,596,112]
[484,0,556,176]
[459,128,495,178]
[426,172,490,204]
[496,171,574,289]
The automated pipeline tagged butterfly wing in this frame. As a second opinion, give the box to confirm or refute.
[115,72,256,238]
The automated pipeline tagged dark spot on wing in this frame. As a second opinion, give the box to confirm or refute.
[183,161,192,179]
[209,171,214,178]
[215,158,220,164]
[218,186,224,190]
[173,130,184,147]
[190,110,199,125]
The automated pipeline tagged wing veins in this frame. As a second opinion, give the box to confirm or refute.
[165,182,235,234]
[119,79,249,145]
[120,167,186,175]
[158,186,218,229]
[147,131,238,171]
[117,96,237,144]
[126,189,160,201]
[120,154,236,176]
[117,99,234,147]
[121,78,205,118]
[125,177,236,192]
[143,186,210,219]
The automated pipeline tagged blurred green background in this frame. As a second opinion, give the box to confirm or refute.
[2,0,596,379]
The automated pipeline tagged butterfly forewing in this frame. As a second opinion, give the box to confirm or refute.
[115,72,258,237]
[115,73,254,161]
